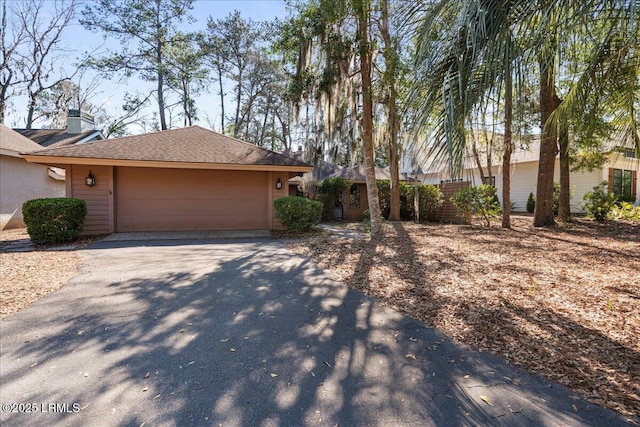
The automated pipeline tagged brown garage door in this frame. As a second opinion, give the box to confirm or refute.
[115,167,269,231]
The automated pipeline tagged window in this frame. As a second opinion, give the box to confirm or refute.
[349,184,360,208]
[482,176,496,186]
[609,168,637,202]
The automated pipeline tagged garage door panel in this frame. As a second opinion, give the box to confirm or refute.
[116,167,269,231]
[119,181,259,199]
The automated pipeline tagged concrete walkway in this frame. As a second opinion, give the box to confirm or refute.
[0,238,633,426]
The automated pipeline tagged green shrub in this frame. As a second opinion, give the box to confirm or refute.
[582,182,618,222]
[526,192,535,213]
[451,184,500,227]
[608,201,640,223]
[22,198,87,245]
[317,177,349,200]
[553,182,560,216]
[274,196,322,232]
[316,177,349,220]
[413,184,445,221]
[376,180,391,218]
[315,193,336,221]
[377,182,444,221]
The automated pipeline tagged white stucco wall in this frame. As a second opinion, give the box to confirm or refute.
[0,155,66,230]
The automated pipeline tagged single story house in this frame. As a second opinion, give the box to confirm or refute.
[22,126,311,234]
[14,109,105,148]
[282,148,414,220]
[0,125,66,230]
[418,140,639,212]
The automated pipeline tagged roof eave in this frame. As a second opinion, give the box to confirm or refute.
[21,154,312,172]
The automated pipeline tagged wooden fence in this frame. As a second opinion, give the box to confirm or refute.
[428,181,471,224]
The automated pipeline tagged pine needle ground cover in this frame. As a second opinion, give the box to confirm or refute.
[287,216,639,420]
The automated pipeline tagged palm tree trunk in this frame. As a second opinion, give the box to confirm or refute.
[381,0,400,222]
[502,50,513,229]
[533,52,559,227]
[356,0,382,238]
[558,119,571,222]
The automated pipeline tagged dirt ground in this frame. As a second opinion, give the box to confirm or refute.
[1,229,81,318]
[287,215,640,420]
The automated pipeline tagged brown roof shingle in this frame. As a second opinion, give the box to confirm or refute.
[24,126,310,168]
[1,124,45,153]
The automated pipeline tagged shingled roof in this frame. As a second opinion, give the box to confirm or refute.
[23,126,311,169]
[1,124,44,154]
[14,128,103,148]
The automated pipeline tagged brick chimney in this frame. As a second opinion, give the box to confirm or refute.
[67,109,95,134]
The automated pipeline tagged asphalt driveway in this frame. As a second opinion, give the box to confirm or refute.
[0,238,632,426]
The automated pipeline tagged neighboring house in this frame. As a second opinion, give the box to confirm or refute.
[283,147,413,220]
[14,110,105,148]
[0,125,65,230]
[22,126,311,234]
[418,140,640,212]
[328,164,412,220]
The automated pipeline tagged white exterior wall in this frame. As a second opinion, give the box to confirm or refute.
[606,155,640,204]
[419,150,640,211]
[0,154,66,230]
[494,160,601,213]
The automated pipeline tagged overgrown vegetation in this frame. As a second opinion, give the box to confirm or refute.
[22,198,87,245]
[451,185,500,227]
[316,177,350,220]
[274,196,322,232]
[377,181,444,221]
[582,182,618,222]
[608,202,640,223]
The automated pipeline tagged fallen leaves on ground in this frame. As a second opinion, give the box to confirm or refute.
[1,250,80,318]
[287,215,640,419]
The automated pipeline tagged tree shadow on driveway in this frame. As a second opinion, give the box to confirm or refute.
[0,239,632,426]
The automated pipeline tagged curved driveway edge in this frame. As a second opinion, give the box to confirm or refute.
[1,238,634,426]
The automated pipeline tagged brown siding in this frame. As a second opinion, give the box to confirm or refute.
[115,167,269,232]
[69,164,114,235]
[430,182,471,224]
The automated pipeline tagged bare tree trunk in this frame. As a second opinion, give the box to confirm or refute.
[217,64,225,133]
[502,51,513,229]
[471,132,487,183]
[558,118,571,222]
[533,51,559,227]
[381,0,400,221]
[233,69,242,137]
[356,0,382,238]
[26,93,36,129]
[155,3,167,130]
[414,182,420,223]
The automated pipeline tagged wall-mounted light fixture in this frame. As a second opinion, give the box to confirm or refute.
[275,178,283,190]
[85,170,96,187]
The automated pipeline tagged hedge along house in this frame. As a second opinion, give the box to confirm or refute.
[22,126,311,234]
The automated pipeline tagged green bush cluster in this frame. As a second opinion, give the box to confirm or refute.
[608,202,640,223]
[22,198,88,245]
[316,177,349,220]
[451,184,500,227]
[376,181,444,221]
[582,182,618,222]
[274,196,322,232]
